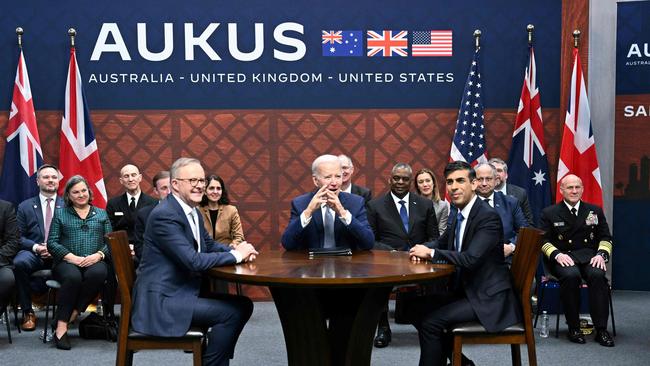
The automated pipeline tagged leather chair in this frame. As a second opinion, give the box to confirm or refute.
[106,230,204,366]
[450,227,543,366]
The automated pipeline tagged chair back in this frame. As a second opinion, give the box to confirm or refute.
[106,231,135,335]
[510,227,544,314]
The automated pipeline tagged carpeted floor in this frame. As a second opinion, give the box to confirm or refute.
[1,291,648,365]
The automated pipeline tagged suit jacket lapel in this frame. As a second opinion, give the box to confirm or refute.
[407,196,419,234]
[384,194,407,234]
[168,196,199,250]
[460,199,482,251]
[32,197,46,237]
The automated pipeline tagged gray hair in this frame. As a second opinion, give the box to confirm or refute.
[474,162,497,177]
[337,154,353,167]
[312,155,341,177]
[170,158,201,179]
[391,163,413,176]
[63,175,93,207]
[488,157,508,173]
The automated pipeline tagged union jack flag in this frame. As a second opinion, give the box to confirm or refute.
[556,47,603,207]
[58,46,107,208]
[507,46,551,226]
[367,30,408,57]
[322,31,343,44]
[449,49,487,166]
[0,50,43,206]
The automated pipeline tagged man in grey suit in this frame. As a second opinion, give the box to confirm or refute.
[489,157,534,225]
[13,164,64,331]
[132,158,258,366]
[338,154,372,205]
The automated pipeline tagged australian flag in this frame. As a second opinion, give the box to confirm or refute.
[449,48,487,166]
[0,50,43,206]
[322,30,362,57]
[507,46,551,226]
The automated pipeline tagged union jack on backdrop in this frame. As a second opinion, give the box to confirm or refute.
[507,46,551,226]
[556,47,603,207]
[58,46,107,208]
[449,49,487,166]
[367,30,408,57]
[322,30,363,57]
[0,50,43,206]
[412,30,453,57]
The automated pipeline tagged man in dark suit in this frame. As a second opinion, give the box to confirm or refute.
[540,174,614,347]
[13,164,64,330]
[281,154,374,250]
[474,163,528,260]
[0,199,20,313]
[489,158,534,225]
[367,162,439,347]
[132,157,258,366]
[133,170,170,263]
[106,164,157,244]
[409,161,522,366]
[338,154,372,205]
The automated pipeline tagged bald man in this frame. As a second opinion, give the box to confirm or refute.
[540,174,614,347]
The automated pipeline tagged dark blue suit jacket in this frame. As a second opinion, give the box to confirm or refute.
[16,195,64,251]
[492,191,528,246]
[131,195,236,337]
[428,198,521,332]
[281,191,374,250]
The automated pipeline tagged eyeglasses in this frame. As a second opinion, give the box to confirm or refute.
[176,178,207,187]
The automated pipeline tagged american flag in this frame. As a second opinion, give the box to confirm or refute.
[58,46,107,208]
[322,30,362,57]
[367,30,408,57]
[412,30,453,57]
[449,49,487,166]
[556,47,603,206]
[0,50,43,206]
[507,46,551,226]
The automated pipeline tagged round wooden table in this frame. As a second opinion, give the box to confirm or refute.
[210,250,454,366]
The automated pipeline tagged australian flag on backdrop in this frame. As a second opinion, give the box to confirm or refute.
[0,50,43,206]
[507,46,551,227]
[322,30,363,56]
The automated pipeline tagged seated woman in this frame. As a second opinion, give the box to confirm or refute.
[415,168,449,235]
[0,199,20,317]
[47,175,112,350]
[199,175,245,247]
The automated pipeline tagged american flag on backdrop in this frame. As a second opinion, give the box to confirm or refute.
[449,49,487,166]
[58,46,107,208]
[507,46,551,226]
[556,47,603,207]
[367,30,408,57]
[322,30,363,57]
[412,30,453,57]
[0,50,43,206]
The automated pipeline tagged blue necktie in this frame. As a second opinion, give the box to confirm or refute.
[399,200,409,232]
[323,207,336,248]
[455,212,464,252]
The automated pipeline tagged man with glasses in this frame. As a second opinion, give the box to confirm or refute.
[338,154,372,206]
[132,157,259,366]
[281,154,374,250]
[474,163,528,260]
[488,158,533,225]
[366,162,439,348]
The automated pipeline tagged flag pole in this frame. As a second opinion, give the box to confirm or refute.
[16,27,23,49]
[527,24,534,46]
[68,27,76,47]
[573,29,580,48]
[473,29,481,50]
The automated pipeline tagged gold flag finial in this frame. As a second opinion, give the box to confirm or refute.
[573,29,581,48]
[473,29,482,50]
[16,27,24,48]
[527,24,534,46]
[68,28,76,47]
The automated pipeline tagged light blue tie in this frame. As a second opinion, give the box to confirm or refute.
[455,212,464,252]
[399,200,409,232]
[323,207,336,248]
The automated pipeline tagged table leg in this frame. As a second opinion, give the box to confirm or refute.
[270,286,392,366]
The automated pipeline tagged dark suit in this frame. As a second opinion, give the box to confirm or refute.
[504,183,533,226]
[490,191,528,247]
[0,200,20,308]
[132,203,157,265]
[351,184,372,206]
[367,192,438,251]
[13,195,63,314]
[410,198,521,366]
[132,195,252,365]
[281,191,374,250]
[540,201,612,329]
[106,192,157,243]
